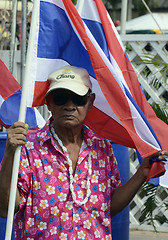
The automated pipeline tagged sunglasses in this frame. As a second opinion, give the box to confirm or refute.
[51,91,91,106]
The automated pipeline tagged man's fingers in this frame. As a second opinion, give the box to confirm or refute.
[145,151,161,160]
[6,122,29,150]
[10,122,29,131]
[8,133,27,145]
[8,122,28,135]
[158,151,168,160]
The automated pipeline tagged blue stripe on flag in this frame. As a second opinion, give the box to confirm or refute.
[82,19,110,61]
[0,89,38,129]
[38,2,95,77]
[26,107,38,129]
[0,90,21,125]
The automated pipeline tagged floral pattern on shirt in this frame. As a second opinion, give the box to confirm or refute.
[15,119,121,239]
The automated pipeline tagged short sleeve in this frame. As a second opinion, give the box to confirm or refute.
[108,143,121,194]
[111,154,121,192]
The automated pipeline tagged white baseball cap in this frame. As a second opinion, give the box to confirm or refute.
[46,66,92,96]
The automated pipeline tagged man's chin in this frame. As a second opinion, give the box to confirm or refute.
[62,119,79,127]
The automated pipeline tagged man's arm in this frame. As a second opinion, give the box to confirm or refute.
[0,122,28,218]
[110,151,168,218]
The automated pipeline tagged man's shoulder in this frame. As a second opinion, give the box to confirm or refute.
[83,124,111,146]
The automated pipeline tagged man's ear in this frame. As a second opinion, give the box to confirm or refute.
[88,93,95,112]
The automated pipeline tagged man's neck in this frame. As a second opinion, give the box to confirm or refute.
[52,123,83,147]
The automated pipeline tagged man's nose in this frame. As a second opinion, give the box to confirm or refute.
[63,99,76,109]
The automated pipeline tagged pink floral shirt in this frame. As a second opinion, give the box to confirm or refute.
[15,119,121,240]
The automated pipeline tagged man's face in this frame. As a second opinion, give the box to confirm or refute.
[47,89,95,129]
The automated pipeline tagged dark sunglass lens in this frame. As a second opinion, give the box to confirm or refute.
[53,93,68,105]
[72,94,88,106]
[52,91,90,106]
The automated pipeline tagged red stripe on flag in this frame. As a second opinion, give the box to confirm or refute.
[32,81,50,107]
[147,116,168,151]
[0,118,10,129]
[85,106,135,147]
[0,60,21,100]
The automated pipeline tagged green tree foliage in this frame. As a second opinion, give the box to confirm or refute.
[71,0,77,5]
[103,0,160,15]
[132,0,159,15]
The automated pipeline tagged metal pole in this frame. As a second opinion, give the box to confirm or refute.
[10,0,18,74]
[120,0,128,35]
[20,0,27,85]
[141,0,162,33]
[5,0,40,239]
[128,0,132,20]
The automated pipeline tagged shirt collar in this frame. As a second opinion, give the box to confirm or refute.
[35,118,52,145]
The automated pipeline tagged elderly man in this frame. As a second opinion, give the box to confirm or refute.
[0,66,167,240]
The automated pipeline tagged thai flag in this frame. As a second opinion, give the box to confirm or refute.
[26,0,168,186]
[0,59,45,129]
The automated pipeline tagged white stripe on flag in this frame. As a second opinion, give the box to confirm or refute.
[0,95,4,108]
[77,0,100,22]
[126,96,160,150]
[34,108,46,128]
[160,161,168,187]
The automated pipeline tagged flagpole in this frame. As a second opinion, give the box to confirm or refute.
[120,0,128,35]
[20,0,27,86]
[10,0,18,74]
[5,0,40,239]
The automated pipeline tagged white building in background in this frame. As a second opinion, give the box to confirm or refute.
[117,12,168,34]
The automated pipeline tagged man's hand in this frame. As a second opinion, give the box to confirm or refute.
[110,150,168,218]
[0,122,28,217]
[6,122,29,155]
[139,151,168,180]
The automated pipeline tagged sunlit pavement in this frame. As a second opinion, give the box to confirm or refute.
[129,230,168,240]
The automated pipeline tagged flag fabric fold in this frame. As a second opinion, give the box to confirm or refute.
[26,0,168,186]
[0,59,45,129]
